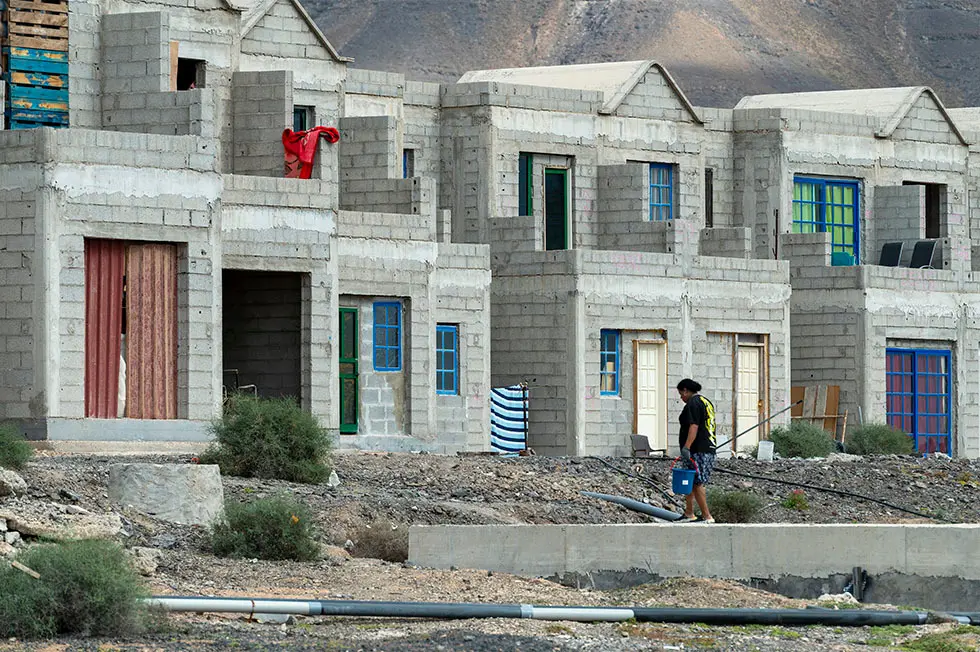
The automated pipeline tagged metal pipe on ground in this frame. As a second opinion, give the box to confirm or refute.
[147,596,937,626]
[579,491,682,521]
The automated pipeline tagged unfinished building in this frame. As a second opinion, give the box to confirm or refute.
[2,0,980,457]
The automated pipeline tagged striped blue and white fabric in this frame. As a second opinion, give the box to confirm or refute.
[490,385,527,454]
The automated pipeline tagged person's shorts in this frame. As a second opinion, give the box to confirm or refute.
[686,452,715,485]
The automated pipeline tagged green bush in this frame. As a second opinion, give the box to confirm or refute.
[781,488,809,511]
[200,394,332,483]
[706,489,763,523]
[0,539,155,639]
[211,494,320,562]
[0,423,32,470]
[769,421,837,458]
[845,422,914,456]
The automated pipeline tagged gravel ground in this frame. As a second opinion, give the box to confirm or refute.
[3,450,980,651]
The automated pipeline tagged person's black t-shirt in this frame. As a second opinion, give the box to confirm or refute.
[678,394,717,454]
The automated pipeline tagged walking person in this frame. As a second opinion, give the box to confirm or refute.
[676,378,716,523]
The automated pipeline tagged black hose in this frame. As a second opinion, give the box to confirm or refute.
[712,466,948,523]
[585,456,682,509]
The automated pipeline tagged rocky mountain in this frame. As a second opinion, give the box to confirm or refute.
[305,0,980,109]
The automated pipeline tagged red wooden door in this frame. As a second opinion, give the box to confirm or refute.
[125,243,179,419]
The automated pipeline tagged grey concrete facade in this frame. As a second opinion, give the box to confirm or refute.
[7,0,980,456]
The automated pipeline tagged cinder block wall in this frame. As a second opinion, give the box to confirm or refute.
[232,70,293,177]
[873,185,925,266]
[596,164,660,251]
[69,0,102,127]
[700,227,751,258]
[0,132,43,422]
[222,270,303,401]
[104,89,215,137]
[338,115,405,211]
[101,12,169,96]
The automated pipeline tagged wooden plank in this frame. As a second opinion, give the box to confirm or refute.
[7,54,68,74]
[2,34,68,51]
[4,45,68,62]
[802,386,818,420]
[8,84,68,101]
[10,70,66,88]
[824,386,841,434]
[10,560,40,579]
[8,8,67,26]
[9,96,68,111]
[170,41,179,92]
[8,0,68,13]
[790,386,805,417]
[7,21,68,39]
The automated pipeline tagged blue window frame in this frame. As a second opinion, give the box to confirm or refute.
[793,176,861,263]
[886,348,951,454]
[519,152,533,215]
[649,163,673,221]
[373,302,401,371]
[600,330,620,395]
[436,324,458,395]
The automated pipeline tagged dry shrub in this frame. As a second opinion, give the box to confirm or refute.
[350,520,408,563]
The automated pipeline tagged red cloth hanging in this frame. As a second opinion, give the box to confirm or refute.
[282,126,340,179]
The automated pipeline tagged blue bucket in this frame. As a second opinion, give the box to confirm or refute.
[672,467,696,495]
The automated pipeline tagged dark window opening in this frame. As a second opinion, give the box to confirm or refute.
[705,168,714,228]
[544,168,569,250]
[293,106,313,132]
[176,58,205,91]
[403,149,415,178]
[903,181,945,239]
[519,152,533,216]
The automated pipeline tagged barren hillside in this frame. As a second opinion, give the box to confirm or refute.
[307,0,980,108]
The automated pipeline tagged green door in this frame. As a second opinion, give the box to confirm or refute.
[544,168,568,250]
[339,307,358,434]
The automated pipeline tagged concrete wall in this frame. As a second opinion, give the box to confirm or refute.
[410,523,980,611]
[232,70,293,177]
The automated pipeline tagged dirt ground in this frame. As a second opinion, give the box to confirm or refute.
[3,449,980,651]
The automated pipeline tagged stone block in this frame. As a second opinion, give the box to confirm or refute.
[109,463,224,526]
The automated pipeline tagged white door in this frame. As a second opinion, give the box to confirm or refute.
[736,345,764,451]
[635,342,667,452]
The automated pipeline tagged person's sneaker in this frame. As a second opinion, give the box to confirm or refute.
[696,516,715,524]
[677,514,698,523]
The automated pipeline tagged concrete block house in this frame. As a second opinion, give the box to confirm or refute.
[0,0,490,453]
[3,0,980,457]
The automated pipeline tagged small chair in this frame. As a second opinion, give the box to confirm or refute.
[630,434,652,457]
[908,240,937,269]
[878,242,903,267]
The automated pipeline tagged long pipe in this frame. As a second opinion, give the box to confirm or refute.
[580,491,682,521]
[146,596,934,626]
[714,399,803,450]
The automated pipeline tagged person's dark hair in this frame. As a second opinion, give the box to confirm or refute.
[676,378,702,393]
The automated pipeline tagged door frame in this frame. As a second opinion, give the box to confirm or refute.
[732,338,769,451]
[632,338,668,447]
[339,306,358,434]
[543,167,569,250]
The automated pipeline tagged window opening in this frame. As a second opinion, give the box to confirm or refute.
[519,152,533,215]
[176,58,205,90]
[704,168,714,228]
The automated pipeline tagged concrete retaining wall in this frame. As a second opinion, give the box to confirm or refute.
[410,523,980,609]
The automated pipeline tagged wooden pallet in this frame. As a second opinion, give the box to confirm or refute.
[6,107,68,128]
[790,385,848,441]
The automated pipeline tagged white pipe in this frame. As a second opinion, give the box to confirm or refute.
[146,597,319,616]
[530,607,635,621]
